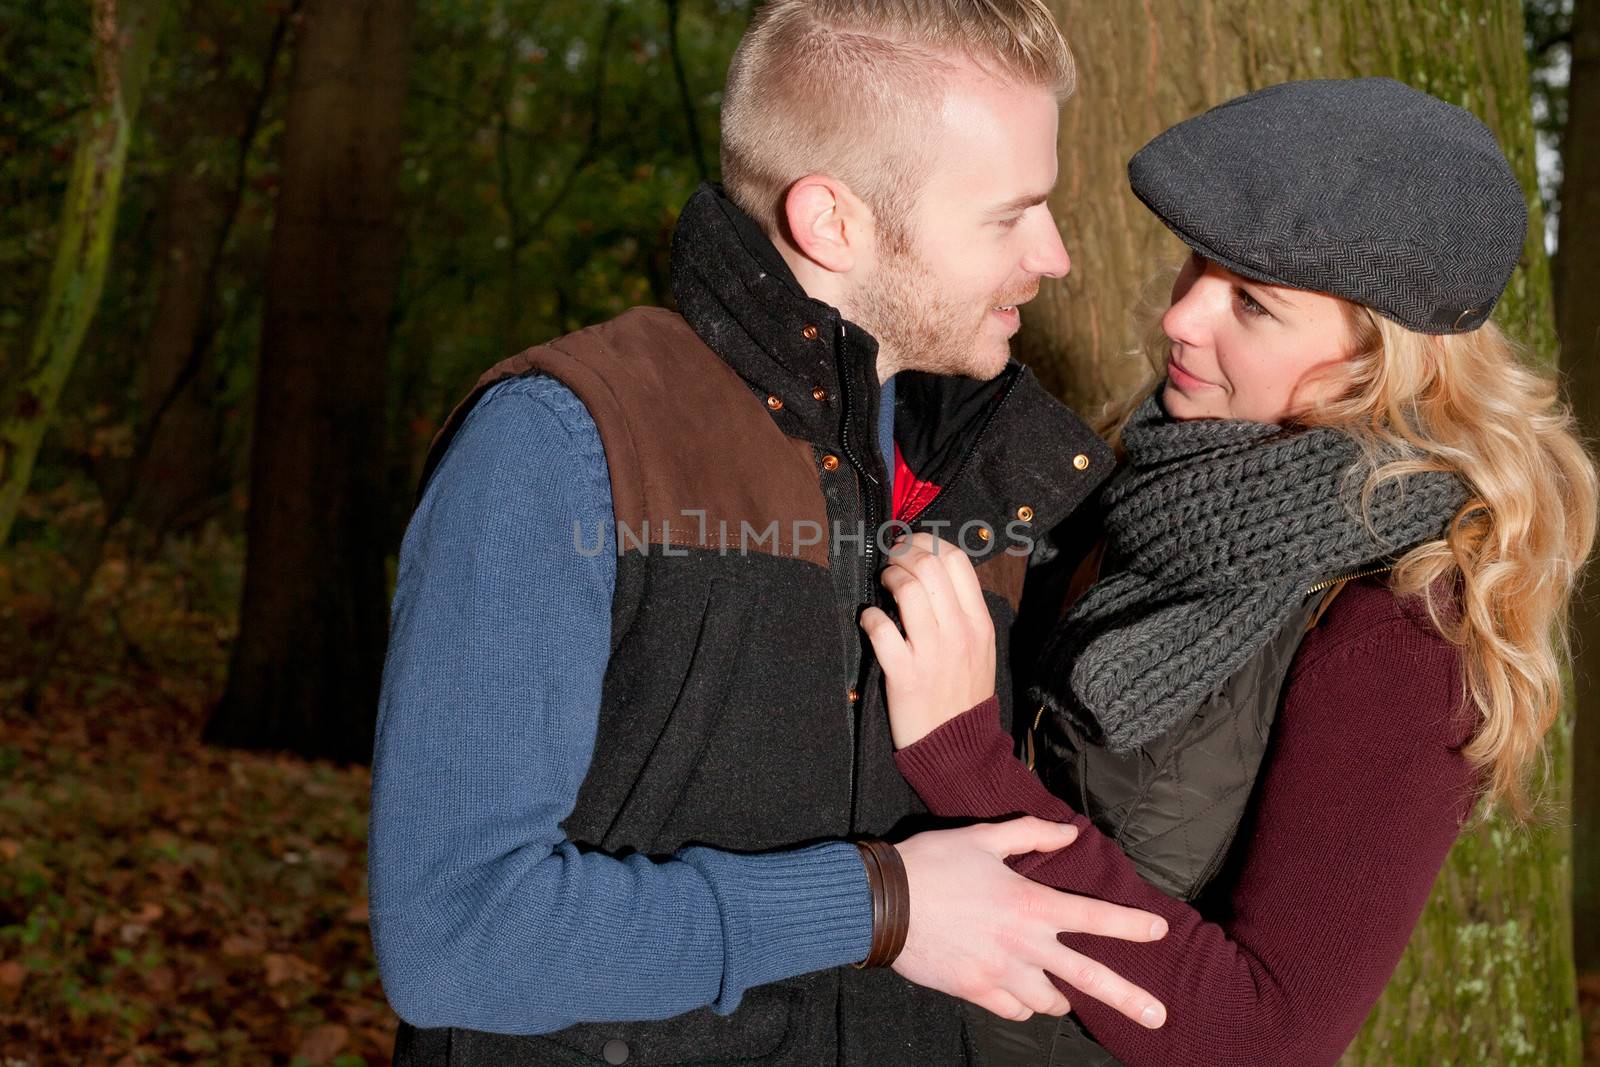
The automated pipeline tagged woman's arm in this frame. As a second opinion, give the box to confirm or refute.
[867,539,1478,1066]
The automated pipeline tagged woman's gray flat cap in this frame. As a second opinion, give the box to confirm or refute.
[1128,77,1527,334]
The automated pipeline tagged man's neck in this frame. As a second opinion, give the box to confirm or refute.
[774,241,901,386]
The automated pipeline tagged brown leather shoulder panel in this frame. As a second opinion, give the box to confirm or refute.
[449,307,831,568]
[975,547,1028,614]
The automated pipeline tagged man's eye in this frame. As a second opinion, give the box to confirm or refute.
[996,216,1022,229]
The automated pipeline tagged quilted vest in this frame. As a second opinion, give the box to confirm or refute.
[974,568,1344,1067]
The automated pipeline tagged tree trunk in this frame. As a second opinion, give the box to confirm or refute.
[204,0,413,764]
[1033,2,1578,1063]
[0,0,166,548]
[1559,0,1600,976]
[132,2,292,544]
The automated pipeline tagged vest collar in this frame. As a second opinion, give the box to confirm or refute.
[669,182,1112,550]
[670,182,870,449]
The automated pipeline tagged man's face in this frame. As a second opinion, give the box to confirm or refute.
[852,69,1070,381]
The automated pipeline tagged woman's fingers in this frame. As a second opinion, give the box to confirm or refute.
[885,543,949,624]
[859,606,909,672]
[880,565,939,651]
[886,536,964,630]
[889,534,991,634]
[930,534,990,625]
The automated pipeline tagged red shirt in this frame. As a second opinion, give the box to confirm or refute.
[894,578,1481,1067]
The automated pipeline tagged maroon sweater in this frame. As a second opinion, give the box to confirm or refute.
[894,578,1482,1067]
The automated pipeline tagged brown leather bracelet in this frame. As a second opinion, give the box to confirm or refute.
[852,839,909,968]
[852,841,885,968]
[869,839,909,965]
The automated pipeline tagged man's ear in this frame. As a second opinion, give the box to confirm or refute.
[782,175,867,275]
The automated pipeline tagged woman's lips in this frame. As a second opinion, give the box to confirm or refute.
[1167,354,1219,390]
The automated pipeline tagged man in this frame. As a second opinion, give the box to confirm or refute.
[369,2,1167,1064]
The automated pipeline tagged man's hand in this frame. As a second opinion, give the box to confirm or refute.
[862,532,997,749]
[891,817,1168,1028]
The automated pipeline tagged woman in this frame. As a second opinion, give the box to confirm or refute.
[861,79,1598,1065]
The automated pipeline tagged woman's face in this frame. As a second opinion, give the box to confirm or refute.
[1161,252,1357,424]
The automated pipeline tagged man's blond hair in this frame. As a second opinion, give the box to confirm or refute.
[720,0,1075,248]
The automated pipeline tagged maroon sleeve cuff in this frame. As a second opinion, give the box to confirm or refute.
[894,696,1079,824]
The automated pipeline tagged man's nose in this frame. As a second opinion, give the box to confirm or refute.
[1023,213,1071,279]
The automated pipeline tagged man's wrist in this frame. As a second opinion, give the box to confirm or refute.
[851,839,909,968]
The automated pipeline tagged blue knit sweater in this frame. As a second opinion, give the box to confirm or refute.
[368,372,895,1034]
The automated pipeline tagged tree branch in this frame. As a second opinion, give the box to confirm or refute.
[666,0,710,182]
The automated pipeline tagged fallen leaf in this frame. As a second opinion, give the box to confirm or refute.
[142,965,176,994]
[0,838,19,860]
[221,934,264,958]
[296,1023,349,1065]
[264,952,322,986]
[0,960,25,1005]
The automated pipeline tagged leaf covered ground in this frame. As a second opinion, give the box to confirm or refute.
[0,511,397,1065]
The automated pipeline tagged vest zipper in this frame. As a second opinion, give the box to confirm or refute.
[834,323,885,606]
[834,323,886,829]
[1303,563,1394,595]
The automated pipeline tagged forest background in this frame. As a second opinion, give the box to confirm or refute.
[0,0,1596,1064]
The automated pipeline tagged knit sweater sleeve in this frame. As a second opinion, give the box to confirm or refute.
[894,585,1479,1067]
[367,375,871,1035]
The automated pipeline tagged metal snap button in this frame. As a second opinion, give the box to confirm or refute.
[602,1038,630,1064]
[802,324,821,341]
[811,385,828,401]
[1072,453,1090,471]
[766,394,784,411]
[1016,505,1035,522]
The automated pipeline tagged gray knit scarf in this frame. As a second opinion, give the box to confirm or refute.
[1031,393,1468,753]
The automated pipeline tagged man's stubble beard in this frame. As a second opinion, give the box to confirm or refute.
[852,244,1000,380]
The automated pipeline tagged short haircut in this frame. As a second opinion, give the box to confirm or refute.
[719,0,1076,248]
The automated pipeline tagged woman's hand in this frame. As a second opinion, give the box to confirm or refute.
[861,532,997,749]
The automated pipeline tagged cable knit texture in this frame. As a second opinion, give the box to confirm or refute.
[898,577,1481,1067]
[1032,393,1468,751]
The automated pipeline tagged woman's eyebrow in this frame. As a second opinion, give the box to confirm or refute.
[1248,282,1301,312]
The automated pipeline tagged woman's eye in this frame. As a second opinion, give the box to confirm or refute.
[1235,287,1270,318]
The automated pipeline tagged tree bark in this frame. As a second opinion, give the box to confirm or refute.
[204,0,413,764]
[0,0,166,548]
[1034,2,1577,1063]
[1559,0,1600,976]
[132,1,293,543]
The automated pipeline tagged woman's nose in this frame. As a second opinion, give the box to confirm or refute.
[1163,269,1225,346]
